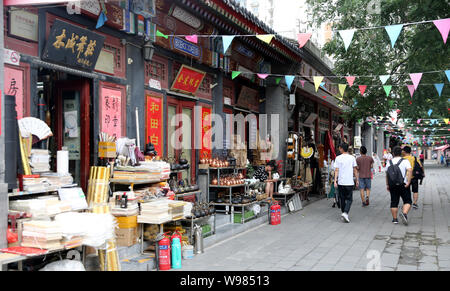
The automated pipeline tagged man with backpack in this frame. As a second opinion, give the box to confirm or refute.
[402,146,425,209]
[386,146,413,225]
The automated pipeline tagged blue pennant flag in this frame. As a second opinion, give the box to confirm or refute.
[385,24,403,48]
[434,83,444,96]
[285,75,295,90]
[428,109,433,116]
[222,36,235,53]
[446,70,450,82]
[96,11,107,29]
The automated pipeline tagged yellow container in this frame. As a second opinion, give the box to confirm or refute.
[98,142,116,158]
[115,216,138,229]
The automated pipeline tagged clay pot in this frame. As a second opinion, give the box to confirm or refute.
[212,177,218,185]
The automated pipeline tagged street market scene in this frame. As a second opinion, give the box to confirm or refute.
[0,0,449,274]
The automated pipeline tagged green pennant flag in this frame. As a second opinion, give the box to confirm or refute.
[383,85,392,96]
[156,30,168,39]
[275,77,282,85]
[232,71,241,80]
[389,100,394,107]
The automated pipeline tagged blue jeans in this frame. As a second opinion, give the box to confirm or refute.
[359,178,372,190]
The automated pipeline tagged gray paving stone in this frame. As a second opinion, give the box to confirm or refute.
[418,263,439,271]
[396,264,418,271]
[438,260,450,268]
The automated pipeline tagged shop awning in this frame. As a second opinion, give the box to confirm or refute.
[435,144,449,151]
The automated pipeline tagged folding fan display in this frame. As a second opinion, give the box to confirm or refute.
[18,117,53,141]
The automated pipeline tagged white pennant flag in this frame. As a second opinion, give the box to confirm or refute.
[338,29,356,51]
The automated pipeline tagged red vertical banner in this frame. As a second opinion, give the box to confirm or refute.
[200,107,212,159]
[146,95,163,157]
[100,86,122,138]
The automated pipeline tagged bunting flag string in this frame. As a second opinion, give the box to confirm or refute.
[156,17,449,51]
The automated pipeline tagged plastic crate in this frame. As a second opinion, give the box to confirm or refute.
[233,210,255,223]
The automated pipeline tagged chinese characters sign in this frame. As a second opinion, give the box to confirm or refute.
[146,95,163,156]
[171,65,206,95]
[4,66,24,119]
[101,87,122,138]
[200,107,212,159]
[42,19,105,71]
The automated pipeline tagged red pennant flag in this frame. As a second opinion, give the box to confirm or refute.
[345,76,356,87]
[358,85,367,96]
[297,33,312,48]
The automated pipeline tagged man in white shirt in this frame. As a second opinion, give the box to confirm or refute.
[334,143,359,223]
[386,146,412,225]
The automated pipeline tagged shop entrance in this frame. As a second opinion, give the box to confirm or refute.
[39,70,91,191]
[167,96,196,181]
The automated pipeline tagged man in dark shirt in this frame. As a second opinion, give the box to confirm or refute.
[356,146,374,207]
[253,160,277,200]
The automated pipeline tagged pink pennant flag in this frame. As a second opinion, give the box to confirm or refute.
[358,85,367,96]
[417,119,421,124]
[409,73,423,90]
[297,33,312,48]
[433,18,450,44]
[300,80,306,88]
[185,35,198,43]
[345,76,356,87]
[257,74,269,79]
[407,84,415,97]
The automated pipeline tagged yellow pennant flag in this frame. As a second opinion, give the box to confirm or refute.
[339,84,347,97]
[313,76,324,92]
[256,34,275,44]
[444,118,449,124]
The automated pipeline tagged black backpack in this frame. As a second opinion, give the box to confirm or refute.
[387,158,405,187]
[413,157,424,179]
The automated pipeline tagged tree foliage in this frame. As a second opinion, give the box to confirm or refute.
[307,0,450,121]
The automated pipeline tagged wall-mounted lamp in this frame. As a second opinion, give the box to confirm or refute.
[143,41,155,62]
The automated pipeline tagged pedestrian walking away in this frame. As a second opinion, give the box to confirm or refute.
[419,151,425,167]
[334,143,359,223]
[356,146,374,207]
[386,146,413,225]
[402,146,425,210]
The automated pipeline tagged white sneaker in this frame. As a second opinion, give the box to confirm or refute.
[341,213,350,223]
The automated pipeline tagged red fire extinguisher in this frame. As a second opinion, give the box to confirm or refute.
[158,233,171,271]
[270,202,281,225]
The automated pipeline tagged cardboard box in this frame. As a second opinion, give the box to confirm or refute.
[115,227,138,247]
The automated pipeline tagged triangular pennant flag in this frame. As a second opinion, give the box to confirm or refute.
[256,34,274,44]
[383,85,392,96]
[320,82,326,88]
[358,85,367,96]
[389,100,394,107]
[434,83,444,96]
[313,76,324,92]
[275,77,282,85]
[444,118,449,124]
[297,33,312,48]
[384,24,403,48]
[379,75,390,84]
[417,119,421,124]
[185,35,198,43]
[231,71,241,80]
[445,70,450,82]
[407,84,415,98]
[433,18,450,44]
[345,76,356,87]
[428,109,433,116]
[338,84,347,97]
[95,11,107,29]
[156,30,168,39]
[285,75,295,90]
[257,73,269,79]
[338,29,356,51]
[300,80,306,88]
[410,73,423,90]
[222,35,235,53]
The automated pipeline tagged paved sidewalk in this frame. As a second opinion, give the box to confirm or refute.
[179,162,450,271]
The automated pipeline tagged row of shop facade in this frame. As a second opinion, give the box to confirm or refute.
[0,0,353,247]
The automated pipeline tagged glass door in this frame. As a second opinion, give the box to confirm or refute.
[56,79,90,191]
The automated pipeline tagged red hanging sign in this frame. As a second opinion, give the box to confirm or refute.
[171,65,206,95]
[146,95,163,157]
[100,86,122,138]
[200,107,212,159]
